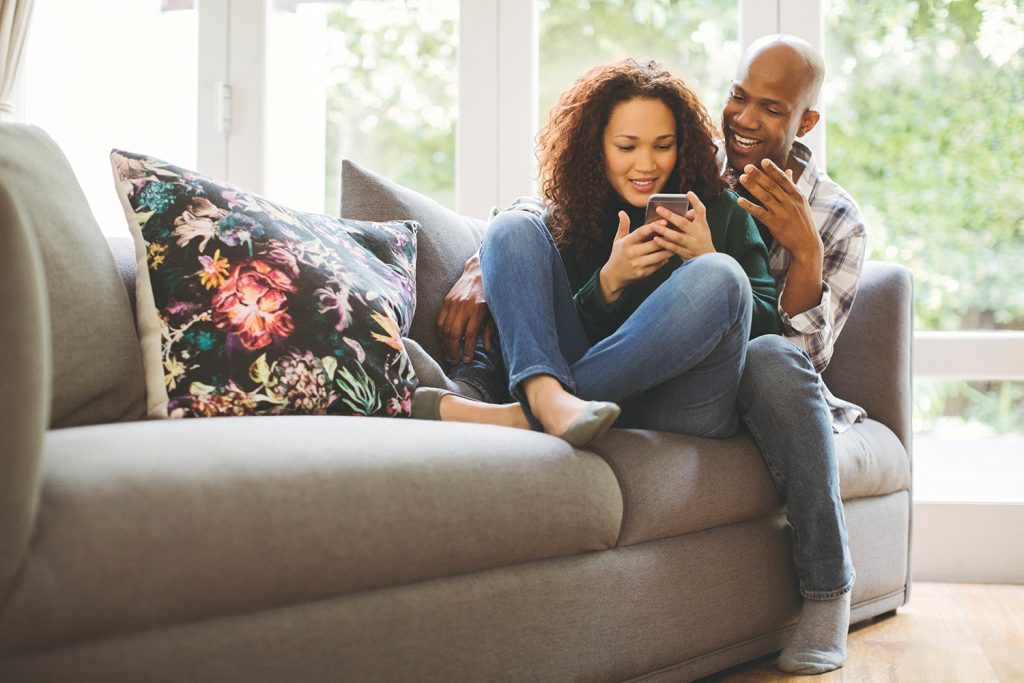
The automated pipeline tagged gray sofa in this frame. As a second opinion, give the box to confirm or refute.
[0,126,913,681]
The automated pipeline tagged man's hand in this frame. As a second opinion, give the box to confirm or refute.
[437,251,495,365]
[649,191,716,260]
[598,211,674,303]
[737,159,823,262]
[738,158,825,317]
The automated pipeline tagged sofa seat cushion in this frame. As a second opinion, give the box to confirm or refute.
[0,417,622,653]
[594,418,909,547]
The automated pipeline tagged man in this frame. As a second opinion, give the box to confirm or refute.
[720,34,867,675]
[436,35,866,674]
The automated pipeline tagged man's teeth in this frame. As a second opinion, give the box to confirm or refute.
[734,134,759,149]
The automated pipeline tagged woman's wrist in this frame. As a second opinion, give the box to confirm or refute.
[598,266,623,304]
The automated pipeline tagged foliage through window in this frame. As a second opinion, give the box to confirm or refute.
[324,0,458,211]
[538,0,738,131]
[825,0,1024,437]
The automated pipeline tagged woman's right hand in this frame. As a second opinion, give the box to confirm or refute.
[598,211,673,303]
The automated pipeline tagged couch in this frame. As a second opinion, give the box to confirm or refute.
[0,125,913,681]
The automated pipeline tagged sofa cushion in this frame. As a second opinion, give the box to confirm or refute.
[340,159,485,364]
[0,124,145,428]
[593,418,909,547]
[111,150,419,419]
[0,417,623,652]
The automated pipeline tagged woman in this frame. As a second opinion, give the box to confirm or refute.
[414,59,779,446]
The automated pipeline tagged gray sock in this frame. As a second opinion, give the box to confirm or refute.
[778,591,851,674]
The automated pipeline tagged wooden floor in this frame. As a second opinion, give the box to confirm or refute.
[701,583,1024,682]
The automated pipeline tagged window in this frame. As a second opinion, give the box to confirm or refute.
[22,0,198,236]
[538,0,738,129]
[320,0,458,212]
[824,0,1024,502]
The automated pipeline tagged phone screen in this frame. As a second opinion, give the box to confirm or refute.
[645,194,689,225]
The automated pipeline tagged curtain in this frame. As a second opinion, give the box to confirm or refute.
[0,0,34,122]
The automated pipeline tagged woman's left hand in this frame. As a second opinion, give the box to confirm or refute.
[649,191,716,260]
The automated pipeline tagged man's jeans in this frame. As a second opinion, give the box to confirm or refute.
[738,335,855,598]
[476,210,751,438]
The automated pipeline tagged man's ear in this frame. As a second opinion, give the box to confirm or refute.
[797,109,820,138]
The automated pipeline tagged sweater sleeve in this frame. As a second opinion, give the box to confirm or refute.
[722,200,781,339]
[572,268,630,343]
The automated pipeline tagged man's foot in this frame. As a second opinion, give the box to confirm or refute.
[778,591,851,674]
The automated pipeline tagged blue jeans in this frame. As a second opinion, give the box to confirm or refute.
[478,211,751,438]
[737,335,855,599]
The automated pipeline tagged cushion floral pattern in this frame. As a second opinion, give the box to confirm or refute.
[112,150,418,419]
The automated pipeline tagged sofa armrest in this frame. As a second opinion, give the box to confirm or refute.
[0,186,50,598]
[822,261,913,454]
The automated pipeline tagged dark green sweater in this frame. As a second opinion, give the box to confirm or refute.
[558,190,780,343]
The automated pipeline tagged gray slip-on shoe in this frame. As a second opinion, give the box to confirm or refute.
[411,387,453,421]
[557,401,620,448]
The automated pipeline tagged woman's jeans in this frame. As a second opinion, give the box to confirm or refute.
[478,210,751,439]
[737,335,855,599]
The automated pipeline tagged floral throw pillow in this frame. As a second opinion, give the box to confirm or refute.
[111,150,418,419]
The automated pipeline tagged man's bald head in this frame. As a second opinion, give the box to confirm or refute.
[721,33,826,175]
[739,34,824,111]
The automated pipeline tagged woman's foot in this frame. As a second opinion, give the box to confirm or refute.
[778,591,851,674]
[412,388,530,429]
[523,375,620,447]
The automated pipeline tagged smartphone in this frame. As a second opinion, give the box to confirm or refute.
[645,193,689,225]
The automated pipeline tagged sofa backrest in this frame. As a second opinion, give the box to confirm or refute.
[823,261,914,454]
[339,159,486,364]
[0,125,146,431]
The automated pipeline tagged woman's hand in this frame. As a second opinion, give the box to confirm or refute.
[598,211,674,303]
[649,191,716,260]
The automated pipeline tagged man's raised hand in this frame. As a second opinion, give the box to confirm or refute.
[737,159,822,262]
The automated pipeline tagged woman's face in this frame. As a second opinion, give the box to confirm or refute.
[602,97,678,208]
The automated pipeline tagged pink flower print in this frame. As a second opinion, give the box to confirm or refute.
[212,259,297,350]
[112,152,151,180]
[259,239,301,277]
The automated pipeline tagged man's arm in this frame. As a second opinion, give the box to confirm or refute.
[435,196,547,365]
[436,250,494,366]
[737,158,866,372]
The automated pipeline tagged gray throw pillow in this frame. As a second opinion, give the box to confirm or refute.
[0,124,146,428]
[340,160,486,364]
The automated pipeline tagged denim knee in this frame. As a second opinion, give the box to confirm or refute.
[740,334,818,409]
[671,253,752,327]
[481,210,553,258]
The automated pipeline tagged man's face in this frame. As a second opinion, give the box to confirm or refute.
[721,47,813,173]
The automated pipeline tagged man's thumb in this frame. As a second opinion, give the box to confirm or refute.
[615,211,630,239]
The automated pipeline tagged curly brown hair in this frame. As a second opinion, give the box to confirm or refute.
[537,58,725,270]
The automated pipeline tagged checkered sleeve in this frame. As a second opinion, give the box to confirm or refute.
[779,197,867,374]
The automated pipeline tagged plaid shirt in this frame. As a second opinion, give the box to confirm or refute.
[719,141,867,432]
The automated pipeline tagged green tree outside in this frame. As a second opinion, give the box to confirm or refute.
[323,0,1023,433]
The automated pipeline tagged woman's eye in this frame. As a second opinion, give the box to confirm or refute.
[656,144,674,151]
[617,146,635,152]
